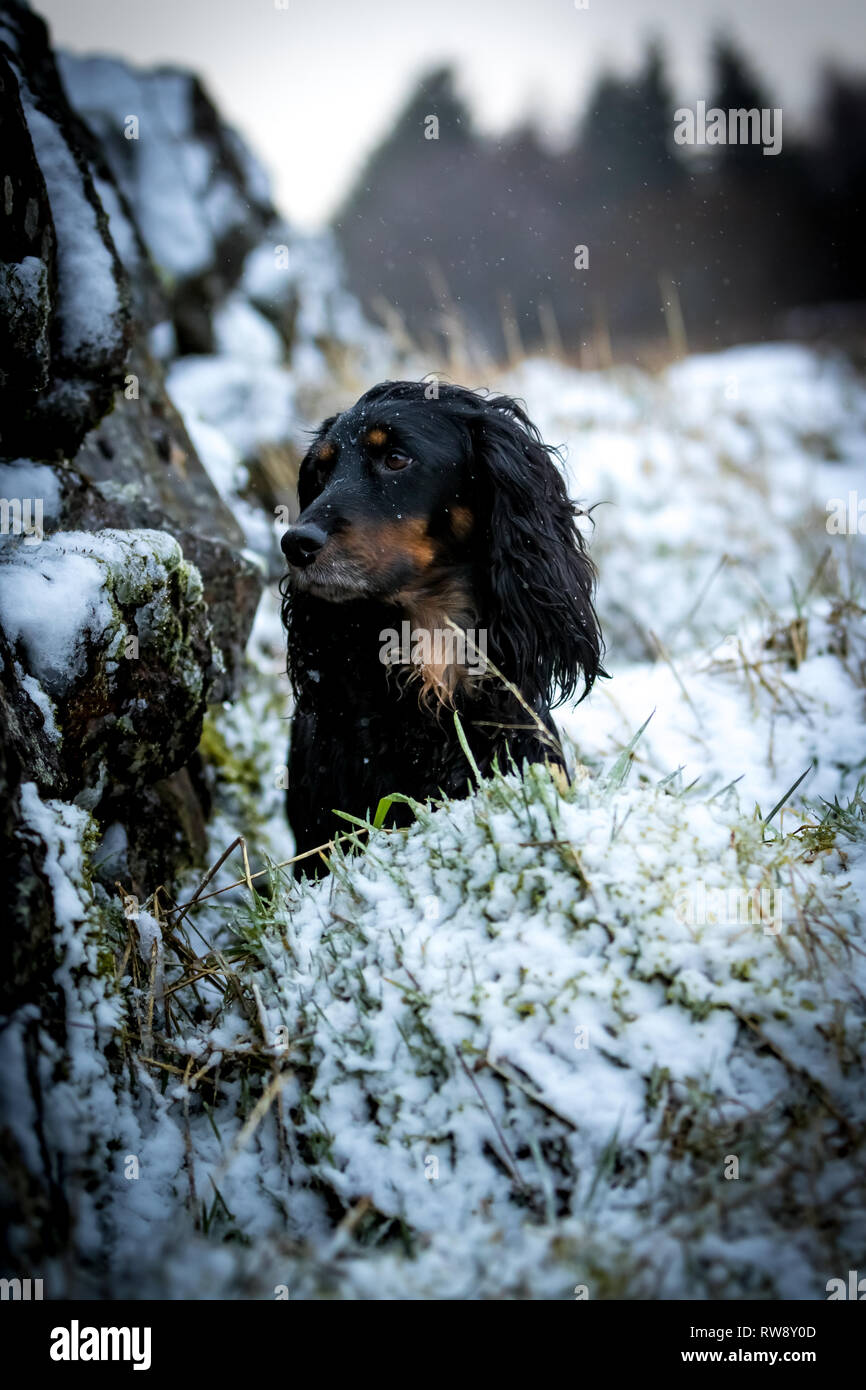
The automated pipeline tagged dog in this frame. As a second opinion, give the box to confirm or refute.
[280,380,602,872]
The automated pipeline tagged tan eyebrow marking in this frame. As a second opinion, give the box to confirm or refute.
[365,427,388,447]
[316,440,336,462]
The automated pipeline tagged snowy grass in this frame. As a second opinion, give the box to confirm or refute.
[99,550,865,1300]
[98,342,864,1300]
[110,704,866,1299]
[12,343,865,1299]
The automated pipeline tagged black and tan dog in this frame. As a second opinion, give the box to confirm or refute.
[280,380,602,870]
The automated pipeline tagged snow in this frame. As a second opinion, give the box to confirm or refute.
[147,319,177,360]
[135,909,165,1032]
[122,339,861,1300]
[0,543,110,693]
[14,77,122,362]
[499,346,866,663]
[0,254,48,329]
[212,293,284,365]
[0,528,202,696]
[56,58,212,279]
[561,604,865,815]
[241,239,294,302]
[57,56,263,281]
[92,174,140,270]
[72,744,859,1299]
[0,460,62,524]
[482,345,866,821]
[240,228,394,393]
[17,664,61,743]
[4,242,864,1301]
[166,356,296,461]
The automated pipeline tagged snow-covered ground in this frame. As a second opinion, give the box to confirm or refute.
[11,340,866,1299]
[12,13,864,1302]
[505,345,866,816]
[209,340,866,865]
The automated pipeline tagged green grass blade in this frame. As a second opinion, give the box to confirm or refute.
[605,710,655,789]
[763,763,813,827]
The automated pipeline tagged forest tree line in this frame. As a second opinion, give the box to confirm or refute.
[332,39,866,363]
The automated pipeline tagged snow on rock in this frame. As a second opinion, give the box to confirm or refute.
[0,459,63,531]
[0,4,130,456]
[0,780,182,1292]
[0,528,214,806]
[0,541,110,693]
[212,294,284,366]
[241,227,395,403]
[0,256,50,376]
[20,100,122,364]
[57,55,271,285]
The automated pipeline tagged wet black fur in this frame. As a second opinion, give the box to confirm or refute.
[280,381,602,873]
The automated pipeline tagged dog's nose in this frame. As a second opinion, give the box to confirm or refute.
[281,523,328,568]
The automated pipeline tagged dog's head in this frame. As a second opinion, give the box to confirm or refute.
[281,380,602,706]
[282,381,475,605]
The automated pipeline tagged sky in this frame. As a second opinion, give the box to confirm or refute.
[32,0,866,229]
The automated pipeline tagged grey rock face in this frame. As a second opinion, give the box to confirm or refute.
[0,0,270,938]
[0,0,386,1293]
[0,528,213,796]
[0,4,132,459]
[57,53,275,353]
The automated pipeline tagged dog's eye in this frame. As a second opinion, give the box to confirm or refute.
[383,452,412,471]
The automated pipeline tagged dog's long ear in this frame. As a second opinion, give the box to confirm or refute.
[471,396,602,708]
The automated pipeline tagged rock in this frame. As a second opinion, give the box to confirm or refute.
[0,1,263,896]
[0,528,214,799]
[67,340,263,700]
[0,3,131,459]
[57,53,276,353]
[0,0,390,1297]
[0,624,62,1017]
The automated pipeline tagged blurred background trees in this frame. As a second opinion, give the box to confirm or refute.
[333,38,866,365]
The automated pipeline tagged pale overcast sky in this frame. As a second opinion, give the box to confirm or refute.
[32,0,866,228]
